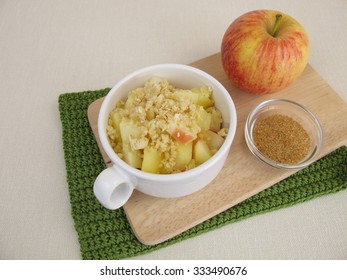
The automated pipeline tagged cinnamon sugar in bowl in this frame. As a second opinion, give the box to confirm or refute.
[245,99,323,170]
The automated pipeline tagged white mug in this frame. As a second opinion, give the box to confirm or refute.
[94,64,237,209]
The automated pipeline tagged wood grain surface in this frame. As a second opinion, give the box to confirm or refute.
[87,53,347,245]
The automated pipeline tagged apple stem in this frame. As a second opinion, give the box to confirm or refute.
[271,14,282,37]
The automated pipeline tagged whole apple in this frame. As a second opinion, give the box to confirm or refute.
[221,10,310,94]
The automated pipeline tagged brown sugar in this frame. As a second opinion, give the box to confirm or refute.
[252,114,311,164]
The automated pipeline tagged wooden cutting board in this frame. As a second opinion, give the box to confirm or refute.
[88,53,347,245]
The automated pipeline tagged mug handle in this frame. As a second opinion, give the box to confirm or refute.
[93,165,135,210]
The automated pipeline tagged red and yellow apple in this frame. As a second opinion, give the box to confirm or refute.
[221,10,310,94]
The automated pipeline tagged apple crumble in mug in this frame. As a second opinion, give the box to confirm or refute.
[106,77,228,174]
[93,64,237,210]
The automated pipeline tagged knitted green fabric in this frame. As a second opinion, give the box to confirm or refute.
[58,89,347,260]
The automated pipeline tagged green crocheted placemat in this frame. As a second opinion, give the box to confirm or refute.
[58,88,347,260]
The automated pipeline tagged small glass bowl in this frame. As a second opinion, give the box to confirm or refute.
[244,99,323,170]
